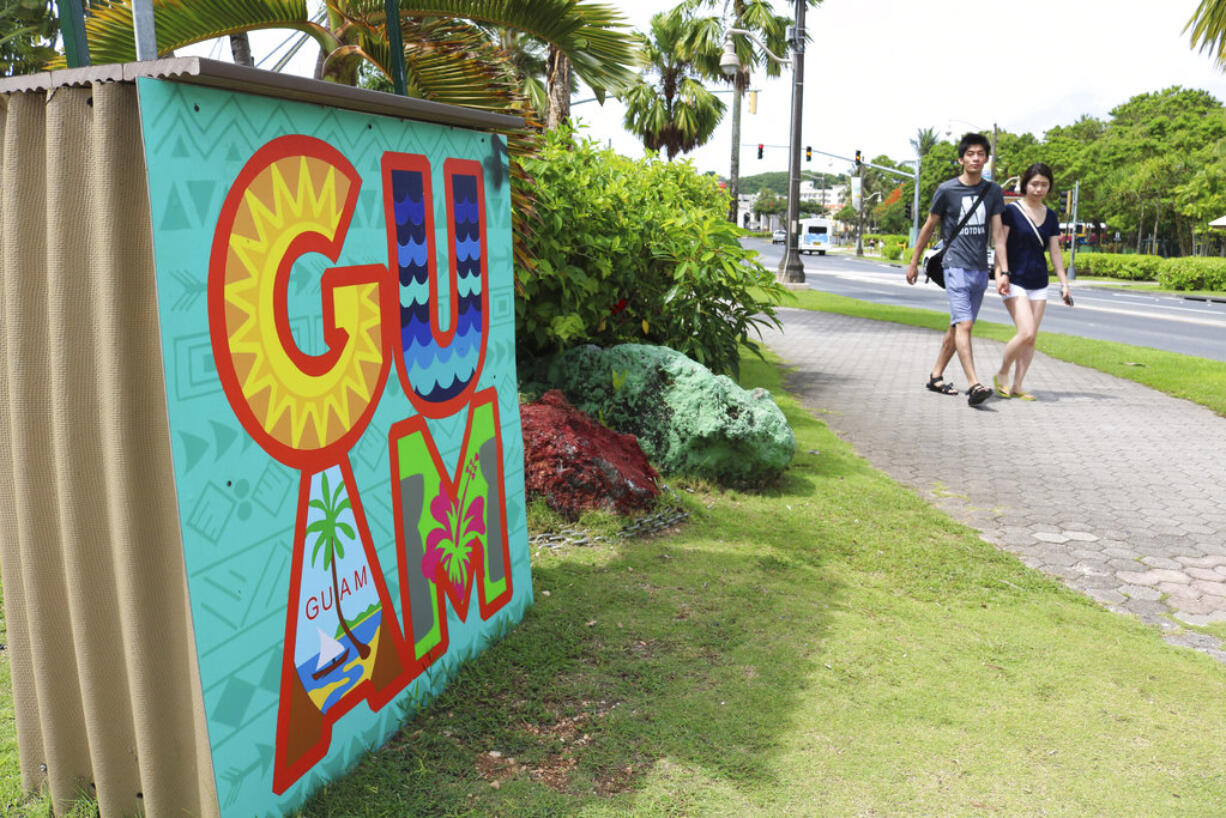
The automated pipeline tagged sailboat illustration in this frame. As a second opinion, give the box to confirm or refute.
[311,626,350,680]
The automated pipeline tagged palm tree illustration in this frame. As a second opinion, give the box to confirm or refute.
[306,471,370,659]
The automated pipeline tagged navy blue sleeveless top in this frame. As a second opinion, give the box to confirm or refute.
[1001,203,1059,290]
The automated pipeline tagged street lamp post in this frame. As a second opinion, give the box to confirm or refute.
[720,15,796,268]
[728,74,743,224]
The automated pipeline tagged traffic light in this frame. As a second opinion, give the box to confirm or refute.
[805,146,812,162]
[1059,190,1072,214]
[757,144,764,159]
[904,203,913,220]
[748,90,758,115]
[855,149,862,169]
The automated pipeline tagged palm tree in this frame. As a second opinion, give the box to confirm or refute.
[49,1,634,114]
[910,126,939,159]
[621,10,726,160]
[1188,0,1226,69]
[482,26,549,121]
[679,0,789,221]
[1,0,58,77]
[305,471,369,659]
[54,1,635,274]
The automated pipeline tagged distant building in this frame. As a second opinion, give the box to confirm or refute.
[800,180,845,208]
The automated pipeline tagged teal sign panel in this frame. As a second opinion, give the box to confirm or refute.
[137,78,531,815]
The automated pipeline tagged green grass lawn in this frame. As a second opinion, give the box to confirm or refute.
[5,346,1226,815]
[295,353,1226,815]
[780,288,1226,417]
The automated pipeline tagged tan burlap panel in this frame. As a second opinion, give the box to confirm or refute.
[0,82,218,818]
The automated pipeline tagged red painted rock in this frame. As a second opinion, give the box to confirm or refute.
[521,390,659,520]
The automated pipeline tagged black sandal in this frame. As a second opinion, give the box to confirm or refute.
[925,374,957,395]
[967,383,993,406]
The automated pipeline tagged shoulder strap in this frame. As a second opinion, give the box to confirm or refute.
[946,182,991,245]
[1010,200,1046,248]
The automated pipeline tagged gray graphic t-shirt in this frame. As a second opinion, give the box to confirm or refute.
[930,178,1004,271]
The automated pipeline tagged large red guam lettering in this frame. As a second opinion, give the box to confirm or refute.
[208,135,406,795]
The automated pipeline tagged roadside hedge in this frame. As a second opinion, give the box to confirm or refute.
[1069,252,1226,289]
[1073,253,1162,281]
[1157,257,1226,290]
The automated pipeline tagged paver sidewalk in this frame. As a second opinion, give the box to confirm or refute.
[760,307,1226,662]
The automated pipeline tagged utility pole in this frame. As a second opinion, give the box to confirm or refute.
[909,157,922,246]
[1068,179,1080,279]
[856,180,865,257]
[777,0,807,284]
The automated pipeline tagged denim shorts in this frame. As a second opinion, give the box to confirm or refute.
[945,267,989,324]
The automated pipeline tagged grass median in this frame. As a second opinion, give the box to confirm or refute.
[4,349,1226,815]
[779,288,1226,417]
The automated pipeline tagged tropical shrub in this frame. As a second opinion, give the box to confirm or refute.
[864,233,907,246]
[1073,253,1162,281]
[516,127,787,376]
[882,239,905,261]
[1157,256,1226,290]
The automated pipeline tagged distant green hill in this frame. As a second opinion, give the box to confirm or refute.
[733,171,847,196]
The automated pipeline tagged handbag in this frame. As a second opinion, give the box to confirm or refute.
[924,182,991,289]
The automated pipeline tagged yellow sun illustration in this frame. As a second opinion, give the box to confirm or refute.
[218,153,385,455]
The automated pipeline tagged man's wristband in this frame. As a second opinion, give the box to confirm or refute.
[999,271,1010,276]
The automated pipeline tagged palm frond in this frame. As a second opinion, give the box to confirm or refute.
[391,0,636,93]
[1188,0,1226,70]
[44,0,335,68]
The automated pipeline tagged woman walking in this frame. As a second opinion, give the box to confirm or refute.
[993,162,1072,400]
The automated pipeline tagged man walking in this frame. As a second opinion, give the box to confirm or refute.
[906,133,1007,406]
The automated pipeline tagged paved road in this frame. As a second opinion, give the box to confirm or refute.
[749,240,1226,361]
[760,308,1226,662]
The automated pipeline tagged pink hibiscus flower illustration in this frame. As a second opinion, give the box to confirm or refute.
[421,454,485,594]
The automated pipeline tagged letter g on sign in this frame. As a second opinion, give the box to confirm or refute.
[208,135,391,470]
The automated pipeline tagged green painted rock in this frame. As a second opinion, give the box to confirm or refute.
[524,344,795,486]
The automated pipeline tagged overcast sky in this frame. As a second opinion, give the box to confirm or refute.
[199,1,1226,178]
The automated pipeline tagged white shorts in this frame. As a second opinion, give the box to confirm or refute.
[1001,284,1048,302]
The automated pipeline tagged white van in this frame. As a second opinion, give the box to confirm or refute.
[799,218,833,255]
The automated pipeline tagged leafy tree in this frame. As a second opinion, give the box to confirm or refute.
[873,197,907,234]
[0,0,57,77]
[752,187,785,216]
[620,10,725,159]
[1089,88,1226,253]
[740,170,843,196]
[798,199,825,215]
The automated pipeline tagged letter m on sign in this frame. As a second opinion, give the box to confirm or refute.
[388,390,512,669]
